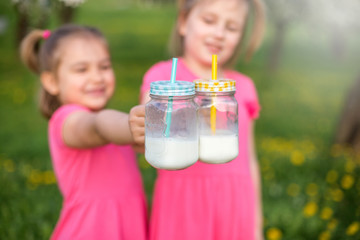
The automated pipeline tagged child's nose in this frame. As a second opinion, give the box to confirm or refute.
[91,68,104,83]
[214,23,226,39]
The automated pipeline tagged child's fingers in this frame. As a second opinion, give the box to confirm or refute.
[129,105,145,118]
[134,133,145,144]
[134,117,145,127]
[129,105,145,128]
[131,124,145,145]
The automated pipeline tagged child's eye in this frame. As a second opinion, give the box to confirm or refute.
[227,24,240,32]
[100,64,112,70]
[74,67,87,73]
[202,16,215,25]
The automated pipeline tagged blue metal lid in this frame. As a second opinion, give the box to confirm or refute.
[150,81,195,96]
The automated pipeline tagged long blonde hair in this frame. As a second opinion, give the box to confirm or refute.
[20,24,108,119]
[169,0,266,67]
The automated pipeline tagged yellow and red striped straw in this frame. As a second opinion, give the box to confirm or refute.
[211,55,217,134]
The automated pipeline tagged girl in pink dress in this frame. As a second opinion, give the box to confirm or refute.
[140,0,266,239]
[20,24,147,240]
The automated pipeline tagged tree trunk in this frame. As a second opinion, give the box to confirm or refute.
[266,20,287,74]
[334,74,360,153]
[59,5,76,24]
[15,5,29,47]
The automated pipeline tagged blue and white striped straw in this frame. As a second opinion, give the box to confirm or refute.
[164,58,178,137]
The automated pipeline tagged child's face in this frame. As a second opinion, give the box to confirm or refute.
[179,0,247,67]
[54,37,115,111]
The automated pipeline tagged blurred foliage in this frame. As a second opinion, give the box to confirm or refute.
[1,0,360,239]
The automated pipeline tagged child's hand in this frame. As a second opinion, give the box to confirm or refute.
[129,105,145,146]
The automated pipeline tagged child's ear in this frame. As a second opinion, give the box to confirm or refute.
[178,11,187,36]
[41,72,59,95]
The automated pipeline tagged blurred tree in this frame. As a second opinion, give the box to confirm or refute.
[265,0,311,74]
[12,0,86,46]
[13,0,51,45]
[265,0,360,73]
[334,73,360,153]
[142,0,175,4]
[323,0,360,152]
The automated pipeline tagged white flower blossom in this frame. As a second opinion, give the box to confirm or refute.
[12,0,86,8]
[59,0,87,7]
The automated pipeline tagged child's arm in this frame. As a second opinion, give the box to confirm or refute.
[62,105,145,149]
[249,122,264,240]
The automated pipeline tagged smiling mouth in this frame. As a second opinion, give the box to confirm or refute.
[88,89,106,96]
[206,44,222,54]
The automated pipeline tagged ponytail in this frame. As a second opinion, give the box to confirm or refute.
[20,29,45,74]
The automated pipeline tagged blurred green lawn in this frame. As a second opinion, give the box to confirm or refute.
[1,0,360,239]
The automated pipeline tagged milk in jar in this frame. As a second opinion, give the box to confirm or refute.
[145,80,198,170]
[145,137,198,170]
[194,79,239,164]
[199,131,238,164]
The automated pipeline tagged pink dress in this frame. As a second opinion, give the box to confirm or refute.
[48,104,147,240]
[140,59,260,240]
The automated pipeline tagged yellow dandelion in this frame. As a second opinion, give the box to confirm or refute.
[28,169,43,185]
[287,183,300,197]
[303,201,318,217]
[326,170,338,184]
[44,170,56,185]
[330,188,344,202]
[318,231,331,240]
[306,183,318,197]
[345,159,355,173]
[266,227,282,240]
[290,150,305,166]
[327,219,338,230]
[346,222,360,236]
[3,159,15,172]
[320,207,333,220]
[341,174,354,190]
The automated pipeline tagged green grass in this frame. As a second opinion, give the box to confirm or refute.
[1,0,360,239]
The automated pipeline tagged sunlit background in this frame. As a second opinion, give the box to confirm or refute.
[1,0,360,239]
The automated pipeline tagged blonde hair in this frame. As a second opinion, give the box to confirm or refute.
[169,0,266,67]
[20,24,108,119]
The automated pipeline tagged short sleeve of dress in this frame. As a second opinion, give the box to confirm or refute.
[49,104,89,149]
[245,79,261,120]
[228,71,261,120]
[140,61,171,100]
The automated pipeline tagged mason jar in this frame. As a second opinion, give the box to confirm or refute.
[194,79,238,164]
[145,81,198,170]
